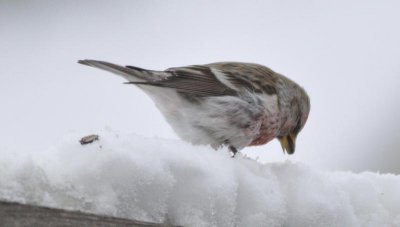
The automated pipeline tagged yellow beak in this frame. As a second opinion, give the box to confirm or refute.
[278,134,296,155]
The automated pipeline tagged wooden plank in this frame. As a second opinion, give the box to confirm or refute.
[0,200,175,227]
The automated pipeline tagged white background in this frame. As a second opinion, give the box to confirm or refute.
[1,0,399,173]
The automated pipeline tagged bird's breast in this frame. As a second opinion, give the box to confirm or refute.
[249,115,280,146]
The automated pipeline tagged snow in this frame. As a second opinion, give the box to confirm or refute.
[1,131,400,227]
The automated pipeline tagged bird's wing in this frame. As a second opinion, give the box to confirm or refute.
[128,65,237,97]
[128,62,279,97]
[205,62,278,95]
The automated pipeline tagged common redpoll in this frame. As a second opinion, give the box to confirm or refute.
[78,60,310,156]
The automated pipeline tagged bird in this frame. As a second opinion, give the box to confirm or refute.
[78,60,310,156]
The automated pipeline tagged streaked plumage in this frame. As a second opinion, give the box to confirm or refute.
[78,60,310,156]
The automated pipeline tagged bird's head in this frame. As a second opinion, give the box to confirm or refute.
[278,86,310,155]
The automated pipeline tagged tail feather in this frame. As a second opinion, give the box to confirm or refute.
[78,59,165,82]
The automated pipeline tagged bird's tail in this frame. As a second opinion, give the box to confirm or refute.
[78,59,167,82]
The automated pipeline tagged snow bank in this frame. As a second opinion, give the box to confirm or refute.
[1,131,400,227]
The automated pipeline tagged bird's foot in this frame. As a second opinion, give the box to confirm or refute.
[229,146,238,158]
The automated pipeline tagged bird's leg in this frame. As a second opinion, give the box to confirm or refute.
[229,146,238,158]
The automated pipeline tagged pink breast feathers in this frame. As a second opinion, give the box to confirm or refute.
[249,115,280,146]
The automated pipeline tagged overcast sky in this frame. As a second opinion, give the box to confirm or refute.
[1,0,399,173]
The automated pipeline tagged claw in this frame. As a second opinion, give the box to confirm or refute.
[229,146,238,158]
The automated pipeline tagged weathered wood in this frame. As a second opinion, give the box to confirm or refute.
[0,200,175,227]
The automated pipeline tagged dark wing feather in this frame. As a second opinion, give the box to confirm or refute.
[128,65,237,97]
[205,62,279,95]
[126,62,279,96]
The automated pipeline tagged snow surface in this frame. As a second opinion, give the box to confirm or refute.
[1,131,400,227]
